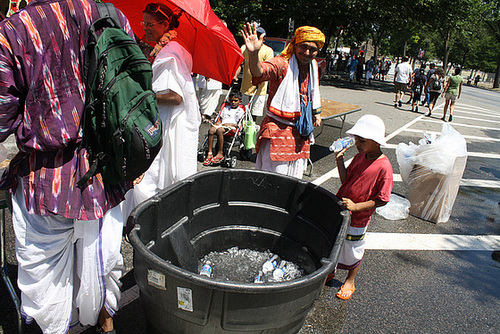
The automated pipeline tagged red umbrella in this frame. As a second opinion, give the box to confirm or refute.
[108,0,243,86]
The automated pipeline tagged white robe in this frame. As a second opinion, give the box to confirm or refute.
[133,41,201,205]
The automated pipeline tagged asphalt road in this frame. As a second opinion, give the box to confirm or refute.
[1,73,499,334]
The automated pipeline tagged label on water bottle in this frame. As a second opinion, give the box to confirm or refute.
[177,287,193,312]
[200,263,213,277]
[254,271,264,283]
[147,269,166,290]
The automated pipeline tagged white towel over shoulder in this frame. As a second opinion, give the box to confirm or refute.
[269,54,321,115]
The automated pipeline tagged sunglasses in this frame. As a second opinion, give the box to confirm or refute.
[146,4,172,21]
[297,43,319,54]
[140,20,165,27]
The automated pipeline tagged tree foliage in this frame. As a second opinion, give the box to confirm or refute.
[210,0,499,77]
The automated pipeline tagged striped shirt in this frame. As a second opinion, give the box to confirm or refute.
[0,0,133,220]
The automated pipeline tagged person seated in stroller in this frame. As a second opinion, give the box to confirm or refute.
[203,91,246,166]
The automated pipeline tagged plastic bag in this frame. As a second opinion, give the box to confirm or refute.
[244,120,257,149]
[376,194,410,220]
[397,124,467,183]
[396,123,468,223]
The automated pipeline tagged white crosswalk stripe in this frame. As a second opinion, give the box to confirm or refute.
[365,233,500,251]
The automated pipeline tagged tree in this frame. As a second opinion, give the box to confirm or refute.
[481,0,500,88]
[419,0,482,71]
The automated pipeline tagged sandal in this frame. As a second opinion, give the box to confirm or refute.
[324,270,336,286]
[211,156,224,165]
[336,284,355,300]
[203,155,213,166]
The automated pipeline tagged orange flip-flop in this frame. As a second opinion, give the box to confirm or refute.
[336,284,355,300]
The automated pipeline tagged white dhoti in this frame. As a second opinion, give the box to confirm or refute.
[12,179,124,334]
[255,139,306,179]
[198,87,222,116]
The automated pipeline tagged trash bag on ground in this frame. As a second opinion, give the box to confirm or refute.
[376,193,410,220]
[396,123,467,223]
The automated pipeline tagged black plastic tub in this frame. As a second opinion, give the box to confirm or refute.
[127,169,349,334]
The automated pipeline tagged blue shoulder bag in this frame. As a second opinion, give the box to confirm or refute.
[295,74,314,138]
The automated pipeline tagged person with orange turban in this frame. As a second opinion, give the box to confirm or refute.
[241,23,325,179]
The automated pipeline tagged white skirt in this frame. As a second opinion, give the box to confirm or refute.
[337,225,368,270]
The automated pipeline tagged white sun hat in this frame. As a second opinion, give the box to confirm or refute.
[346,114,386,146]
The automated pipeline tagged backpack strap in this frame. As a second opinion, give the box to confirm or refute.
[84,3,121,92]
[96,3,122,29]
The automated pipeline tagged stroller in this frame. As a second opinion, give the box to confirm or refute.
[197,89,257,168]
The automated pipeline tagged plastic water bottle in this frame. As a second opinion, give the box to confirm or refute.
[273,261,288,281]
[262,255,279,274]
[254,270,264,283]
[199,261,213,277]
[329,137,355,152]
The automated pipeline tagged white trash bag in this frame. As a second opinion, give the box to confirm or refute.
[376,193,410,220]
[396,123,467,223]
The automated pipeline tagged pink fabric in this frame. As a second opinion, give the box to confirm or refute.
[336,153,393,228]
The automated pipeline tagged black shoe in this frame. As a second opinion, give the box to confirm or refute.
[449,115,453,122]
[415,106,419,113]
[425,112,431,117]
[398,100,402,107]
[394,103,398,108]
[441,116,446,122]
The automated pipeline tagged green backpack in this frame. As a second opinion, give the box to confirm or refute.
[78,3,162,189]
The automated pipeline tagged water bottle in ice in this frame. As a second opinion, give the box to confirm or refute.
[199,261,213,277]
[272,261,287,281]
[329,137,355,152]
[254,270,264,283]
[262,254,278,274]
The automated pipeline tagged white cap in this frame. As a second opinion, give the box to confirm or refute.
[346,114,386,146]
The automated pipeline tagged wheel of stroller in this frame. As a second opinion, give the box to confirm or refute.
[230,155,237,168]
[197,149,207,162]
[240,148,252,161]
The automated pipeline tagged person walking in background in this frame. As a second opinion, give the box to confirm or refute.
[393,56,413,108]
[422,63,436,106]
[410,67,427,113]
[0,0,135,332]
[326,115,393,300]
[241,23,324,179]
[349,55,358,83]
[424,67,445,117]
[198,74,222,122]
[365,56,375,85]
[356,56,364,84]
[441,67,464,122]
[235,26,274,121]
[474,74,480,87]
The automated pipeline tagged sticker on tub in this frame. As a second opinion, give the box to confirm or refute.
[147,269,166,290]
[177,287,193,312]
